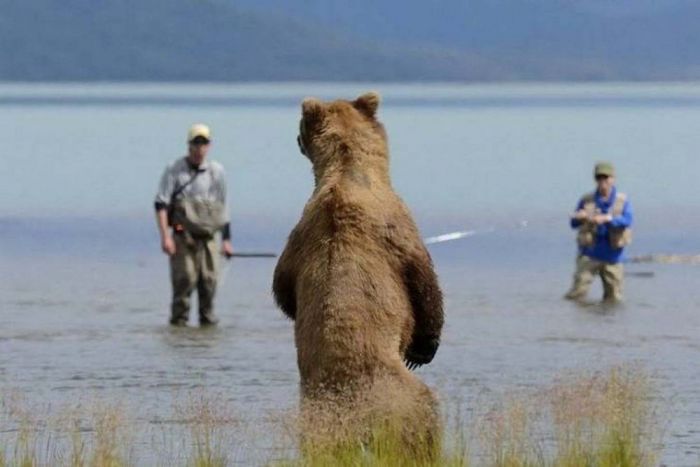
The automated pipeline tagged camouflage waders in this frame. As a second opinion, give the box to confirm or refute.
[565,254,624,303]
[170,231,220,325]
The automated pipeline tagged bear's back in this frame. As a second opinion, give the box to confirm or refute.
[292,179,416,381]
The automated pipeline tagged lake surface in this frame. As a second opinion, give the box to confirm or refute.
[0,83,699,465]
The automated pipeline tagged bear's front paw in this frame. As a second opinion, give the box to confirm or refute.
[404,336,440,370]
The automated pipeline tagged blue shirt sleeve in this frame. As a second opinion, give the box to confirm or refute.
[570,199,585,229]
[610,199,633,228]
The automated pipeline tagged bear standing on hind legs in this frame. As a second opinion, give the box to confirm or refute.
[273,92,444,457]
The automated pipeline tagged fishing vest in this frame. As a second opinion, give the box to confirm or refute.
[576,191,632,249]
[170,198,227,238]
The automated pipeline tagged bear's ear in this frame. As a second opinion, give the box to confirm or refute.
[301,97,324,127]
[353,91,381,119]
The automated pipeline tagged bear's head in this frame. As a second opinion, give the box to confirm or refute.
[297,92,387,179]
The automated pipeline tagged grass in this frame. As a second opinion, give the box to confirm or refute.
[0,395,132,467]
[477,395,545,467]
[271,410,467,467]
[474,365,661,467]
[175,391,240,467]
[0,393,239,467]
[273,397,467,467]
[0,365,664,466]
[276,428,467,467]
[548,366,660,467]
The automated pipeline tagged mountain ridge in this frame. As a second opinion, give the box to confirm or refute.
[1,0,699,81]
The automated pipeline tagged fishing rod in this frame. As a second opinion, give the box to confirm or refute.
[218,251,277,286]
[217,228,481,282]
[217,226,699,283]
[626,253,700,265]
[423,226,682,278]
[423,222,528,245]
[415,217,698,270]
[227,252,277,258]
[216,230,480,285]
[424,229,481,245]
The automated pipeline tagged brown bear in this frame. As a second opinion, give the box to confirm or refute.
[272,92,444,457]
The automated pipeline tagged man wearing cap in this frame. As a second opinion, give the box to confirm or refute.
[154,124,234,326]
[565,162,633,303]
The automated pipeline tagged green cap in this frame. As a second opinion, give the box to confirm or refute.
[594,162,615,177]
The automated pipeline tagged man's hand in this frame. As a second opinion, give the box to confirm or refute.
[161,235,176,256]
[572,209,590,221]
[593,213,613,225]
[222,240,234,258]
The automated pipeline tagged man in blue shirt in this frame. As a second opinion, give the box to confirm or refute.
[565,162,633,303]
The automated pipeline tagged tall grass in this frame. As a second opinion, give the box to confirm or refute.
[278,424,467,467]
[175,391,240,467]
[89,402,132,467]
[0,395,132,467]
[274,399,467,467]
[1,391,42,467]
[477,396,545,467]
[549,366,660,467]
[270,375,465,467]
[474,365,661,467]
[0,365,663,466]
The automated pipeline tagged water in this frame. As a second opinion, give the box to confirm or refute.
[1,83,699,465]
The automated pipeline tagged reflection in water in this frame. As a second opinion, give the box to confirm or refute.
[568,298,624,315]
[160,324,226,349]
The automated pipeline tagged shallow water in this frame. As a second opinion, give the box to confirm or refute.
[1,83,699,465]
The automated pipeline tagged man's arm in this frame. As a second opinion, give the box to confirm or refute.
[155,166,176,256]
[155,207,176,256]
[216,167,234,257]
[610,200,633,228]
[570,199,587,229]
[221,223,233,257]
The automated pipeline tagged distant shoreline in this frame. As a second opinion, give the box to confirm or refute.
[4,81,700,108]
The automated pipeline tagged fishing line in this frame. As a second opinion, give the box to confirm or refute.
[218,252,278,287]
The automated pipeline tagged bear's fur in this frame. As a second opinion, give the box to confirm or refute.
[273,92,444,455]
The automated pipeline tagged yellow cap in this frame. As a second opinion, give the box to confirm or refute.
[187,123,211,143]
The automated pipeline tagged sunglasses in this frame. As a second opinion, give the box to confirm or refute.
[595,174,610,181]
[190,136,210,146]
